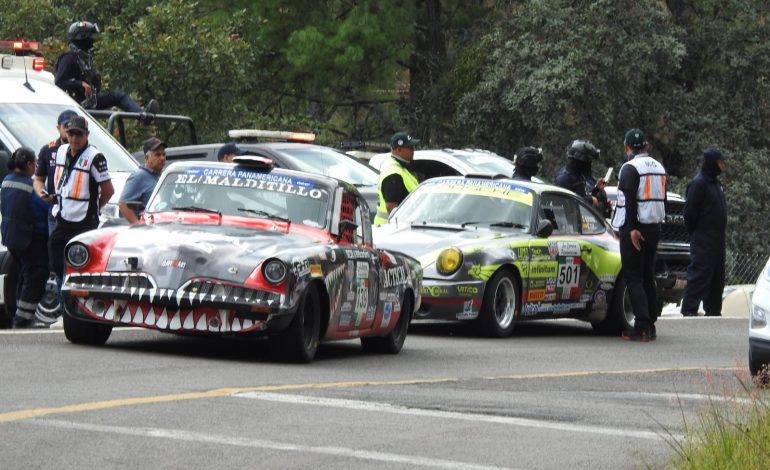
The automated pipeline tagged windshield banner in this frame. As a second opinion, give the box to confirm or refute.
[420,179,533,205]
[171,167,327,200]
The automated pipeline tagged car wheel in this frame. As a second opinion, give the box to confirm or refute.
[361,292,412,354]
[477,270,518,338]
[592,272,630,336]
[35,274,62,324]
[0,253,17,329]
[63,313,112,345]
[272,285,320,363]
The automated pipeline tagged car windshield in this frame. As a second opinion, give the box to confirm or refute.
[146,166,330,228]
[455,154,515,175]
[0,103,137,172]
[274,145,379,186]
[392,178,534,231]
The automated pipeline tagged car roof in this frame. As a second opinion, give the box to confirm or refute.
[422,175,574,197]
[369,149,511,172]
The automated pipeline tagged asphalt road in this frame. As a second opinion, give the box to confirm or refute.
[0,316,752,470]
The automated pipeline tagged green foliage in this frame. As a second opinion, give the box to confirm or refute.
[0,0,69,42]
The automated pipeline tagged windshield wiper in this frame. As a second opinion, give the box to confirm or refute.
[237,208,291,224]
[462,221,528,229]
[172,206,221,215]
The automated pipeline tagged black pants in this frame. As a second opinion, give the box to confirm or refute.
[94,90,141,113]
[619,229,660,331]
[681,231,726,315]
[9,234,49,319]
[48,219,98,281]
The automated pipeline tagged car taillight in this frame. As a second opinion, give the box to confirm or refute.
[32,57,44,71]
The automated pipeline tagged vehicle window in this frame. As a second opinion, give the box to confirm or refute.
[273,146,379,186]
[0,103,137,172]
[392,178,533,231]
[578,203,606,235]
[354,203,365,244]
[146,167,330,228]
[166,152,210,162]
[539,193,580,235]
[455,155,514,175]
[411,160,460,180]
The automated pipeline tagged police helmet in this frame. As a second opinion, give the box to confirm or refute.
[565,139,600,163]
[67,21,100,41]
[514,147,544,168]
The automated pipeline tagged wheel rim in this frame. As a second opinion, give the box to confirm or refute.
[623,286,635,328]
[493,277,516,329]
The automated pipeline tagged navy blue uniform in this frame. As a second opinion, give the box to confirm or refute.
[36,138,62,231]
[1,172,49,321]
[55,51,141,112]
[681,162,727,316]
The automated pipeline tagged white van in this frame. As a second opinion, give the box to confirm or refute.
[0,41,138,327]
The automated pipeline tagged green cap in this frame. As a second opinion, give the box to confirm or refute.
[389,131,420,149]
[624,128,647,149]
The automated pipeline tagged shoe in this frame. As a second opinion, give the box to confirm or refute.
[704,312,722,317]
[681,312,697,317]
[144,98,159,115]
[13,316,50,329]
[622,328,651,342]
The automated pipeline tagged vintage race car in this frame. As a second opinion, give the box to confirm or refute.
[373,176,632,337]
[61,157,421,362]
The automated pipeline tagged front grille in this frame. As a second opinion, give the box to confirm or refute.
[68,272,154,290]
[662,200,689,243]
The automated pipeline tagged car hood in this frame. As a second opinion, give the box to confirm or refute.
[103,223,319,288]
[374,223,526,267]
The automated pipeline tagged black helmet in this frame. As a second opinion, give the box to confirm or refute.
[67,21,100,41]
[514,146,543,169]
[565,139,599,163]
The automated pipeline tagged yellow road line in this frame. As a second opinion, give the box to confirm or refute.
[0,367,738,424]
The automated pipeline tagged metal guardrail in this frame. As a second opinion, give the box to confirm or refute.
[87,110,197,147]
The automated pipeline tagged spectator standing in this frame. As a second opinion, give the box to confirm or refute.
[611,128,667,341]
[374,131,421,224]
[1,148,50,328]
[217,142,245,163]
[555,140,610,216]
[511,147,543,182]
[48,116,114,283]
[119,137,166,224]
[34,110,77,234]
[680,147,728,317]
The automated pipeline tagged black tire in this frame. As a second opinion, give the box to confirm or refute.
[361,292,412,354]
[271,285,320,363]
[63,313,112,345]
[0,253,18,329]
[477,269,519,338]
[35,273,63,324]
[592,272,632,336]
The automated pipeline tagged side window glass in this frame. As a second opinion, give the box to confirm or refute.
[578,202,606,235]
[540,194,580,235]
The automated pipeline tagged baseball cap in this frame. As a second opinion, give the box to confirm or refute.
[702,146,729,161]
[143,137,166,154]
[217,142,245,161]
[65,115,88,133]
[389,131,420,149]
[624,128,647,149]
[57,110,78,126]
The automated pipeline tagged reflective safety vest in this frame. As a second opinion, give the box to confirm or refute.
[374,157,419,224]
[611,154,667,229]
[52,144,100,222]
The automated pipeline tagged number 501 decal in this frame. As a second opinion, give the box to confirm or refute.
[557,264,579,288]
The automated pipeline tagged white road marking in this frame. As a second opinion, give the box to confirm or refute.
[626,392,753,404]
[29,419,519,470]
[235,391,670,440]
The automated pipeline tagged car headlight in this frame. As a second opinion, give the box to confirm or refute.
[752,304,768,329]
[436,247,463,275]
[262,258,287,284]
[66,243,90,268]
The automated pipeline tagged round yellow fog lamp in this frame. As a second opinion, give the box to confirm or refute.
[436,247,463,275]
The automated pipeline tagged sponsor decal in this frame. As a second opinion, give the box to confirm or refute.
[379,292,388,301]
[600,282,613,290]
[174,168,326,199]
[421,285,449,297]
[528,278,546,290]
[593,290,607,305]
[529,262,557,277]
[366,305,376,321]
[382,302,392,328]
[580,294,591,303]
[545,277,557,292]
[356,261,369,279]
[456,285,479,296]
[547,242,559,259]
[347,291,356,301]
[527,289,546,301]
[339,313,351,326]
[318,252,327,261]
[355,283,368,316]
[553,302,586,313]
[340,302,352,313]
[557,258,580,298]
[292,257,310,277]
[161,259,186,269]
[468,264,501,281]
[420,178,534,204]
[543,292,557,302]
[461,300,474,318]
[523,301,586,315]
[557,241,581,257]
[382,266,408,288]
[344,249,370,260]
[309,264,323,278]
[600,274,617,282]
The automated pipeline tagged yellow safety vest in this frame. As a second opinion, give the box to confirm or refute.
[374,156,419,224]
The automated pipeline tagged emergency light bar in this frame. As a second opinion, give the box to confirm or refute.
[0,40,45,70]
[228,129,316,143]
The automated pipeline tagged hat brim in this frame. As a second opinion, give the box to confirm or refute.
[66,126,88,133]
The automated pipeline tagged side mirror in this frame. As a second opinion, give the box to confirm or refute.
[535,219,554,238]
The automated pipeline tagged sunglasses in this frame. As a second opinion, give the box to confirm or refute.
[66,130,85,137]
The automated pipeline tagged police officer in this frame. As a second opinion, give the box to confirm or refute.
[374,131,420,224]
[34,110,77,234]
[680,147,728,317]
[1,148,50,328]
[511,147,543,181]
[612,128,667,341]
[55,21,158,119]
[48,116,114,283]
[555,140,609,216]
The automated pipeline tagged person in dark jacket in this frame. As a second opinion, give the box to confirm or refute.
[55,21,158,119]
[680,147,728,317]
[0,148,50,328]
[33,110,77,234]
[554,139,609,216]
[511,147,543,181]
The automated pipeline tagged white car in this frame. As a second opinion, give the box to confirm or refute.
[749,256,770,376]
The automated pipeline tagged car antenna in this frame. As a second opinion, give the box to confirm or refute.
[22,55,35,92]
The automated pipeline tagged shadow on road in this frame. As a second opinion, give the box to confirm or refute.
[409,318,596,339]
